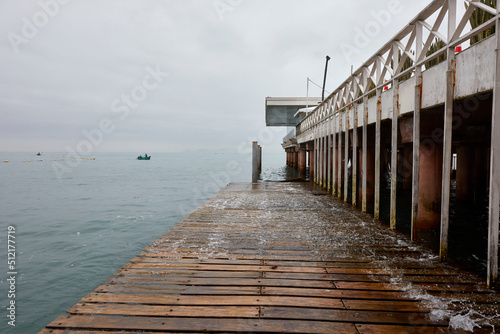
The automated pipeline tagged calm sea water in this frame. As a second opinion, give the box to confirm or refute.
[0,151,291,334]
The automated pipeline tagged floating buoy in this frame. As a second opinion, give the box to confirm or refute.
[4,160,8,163]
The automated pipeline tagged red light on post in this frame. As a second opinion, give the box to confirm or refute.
[455,46,462,53]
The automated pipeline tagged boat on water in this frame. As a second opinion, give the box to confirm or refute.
[137,154,151,160]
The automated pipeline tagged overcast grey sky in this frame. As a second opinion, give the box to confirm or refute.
[0,0,431,153]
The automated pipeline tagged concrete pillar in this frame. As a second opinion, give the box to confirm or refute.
[411,21,423,241]
[293,150,299,169]
[352,105,358,207]
[418,142,443,230]
[332,115,337,196]
[440,0,457,260]
[327,119,332,192]
[390,42,399,230]
[314,128,318,184]
[362,98,368,212]
[488,16,500,288]
[338,116,343,198]
[309,148,315,181]
[344,112,349,202]
[323,123,327,189]
[298,149,307,177]
[375,88,382,219]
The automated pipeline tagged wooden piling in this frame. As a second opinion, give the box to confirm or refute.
[252,141,258,183]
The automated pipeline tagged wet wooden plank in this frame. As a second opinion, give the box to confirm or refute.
[94,284,259,295]
[129,256,262,265]
[263,271,482,284]
[335,281,488,292]
[68,303,260,318]
[123,262,327,273]
[140,251,318,261]
[355,324,495,334]
[117,268,260,278]
[325,267,457,275]
[343,300,431,312]
[106,276,335,288]
[260,307,447,326]
[262,286,417,300]
[47,315,358,333]
[81,293,345,308]
[39,331,202,334]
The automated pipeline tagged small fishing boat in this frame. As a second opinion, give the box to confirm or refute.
[137,154,151,160]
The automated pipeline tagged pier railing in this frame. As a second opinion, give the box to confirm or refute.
[297,0,498,137]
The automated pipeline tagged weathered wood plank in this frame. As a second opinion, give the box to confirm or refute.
[39,331,201,334]
[47,315,358,333]
[129,256,262,265]
[343,300,431,312]
[262,286,419,300]
[81,292,346,308]
[117,268,260,278]
[325,268,457,275]
[68,303,260,318]
[355,324,495,334]
[335,281,488,292]
[260,307,447,326]
[124,262,327,273]
[263,271,481,284]
[94,284,259,295]
[106,276,335,288]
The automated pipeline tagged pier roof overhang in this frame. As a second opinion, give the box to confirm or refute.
[265,97,321,127]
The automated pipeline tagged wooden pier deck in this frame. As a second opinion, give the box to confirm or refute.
[40,182,500,333]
